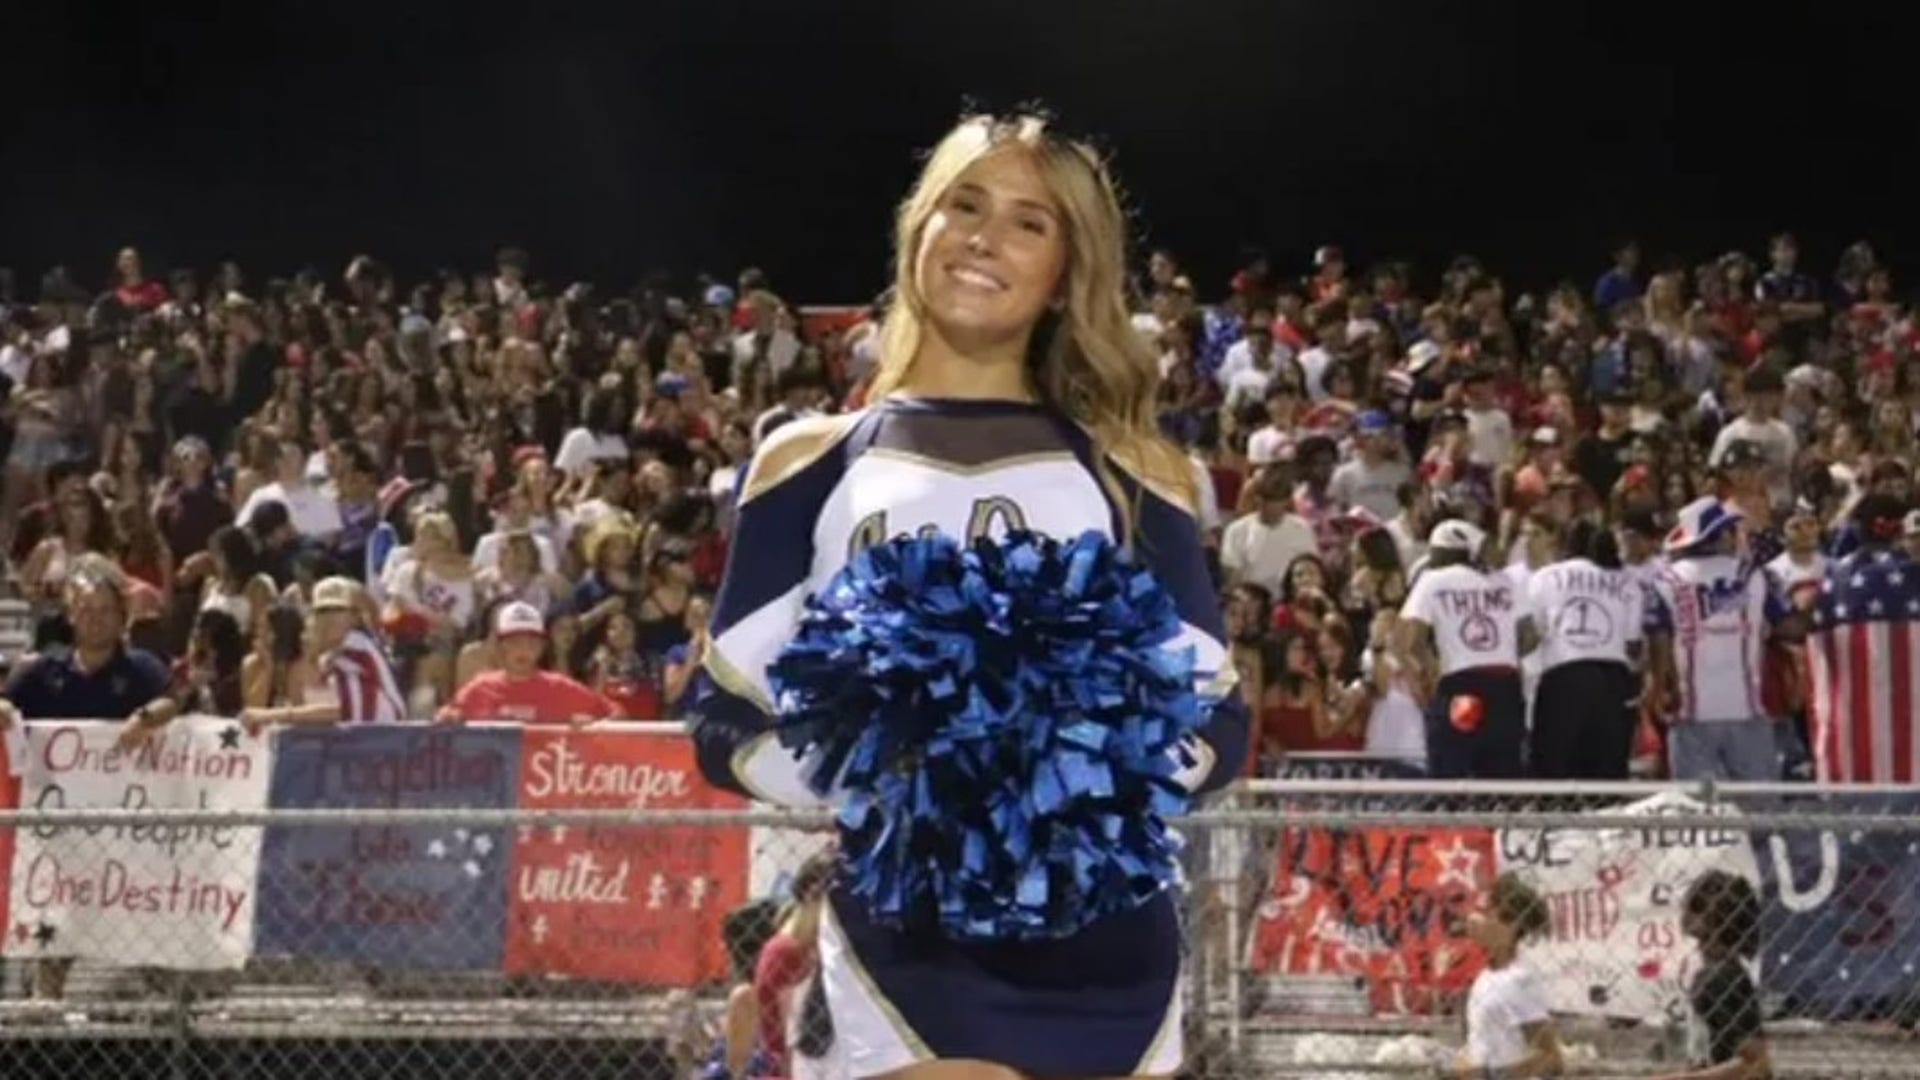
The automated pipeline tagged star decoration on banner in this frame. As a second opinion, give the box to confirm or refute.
[219,725,242,750]
[471,834,494,857]
[33,923,56,947]
[426,839,448,860]
[1434,837,1483,890]
[11,922,30,945]
[462,860,482,879]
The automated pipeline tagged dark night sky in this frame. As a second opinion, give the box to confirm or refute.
[4,1,1915,302]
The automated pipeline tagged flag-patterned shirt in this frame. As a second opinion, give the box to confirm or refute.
[1807,547,1920,783]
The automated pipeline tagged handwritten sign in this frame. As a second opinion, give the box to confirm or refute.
[2,718,270,969]
[254,726,518,970]
[1497,791,1761,1022]
[504,728,746,985]
[1754,793,1920,1017]
[1248,822,1495,1015]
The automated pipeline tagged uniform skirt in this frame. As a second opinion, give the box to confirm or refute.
[805,885,1186,1078]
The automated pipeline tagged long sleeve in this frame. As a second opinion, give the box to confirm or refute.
[692,414,860,805]
[1131,476,1251,796]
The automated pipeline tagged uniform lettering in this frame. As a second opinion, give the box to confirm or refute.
[847,497,1035,559]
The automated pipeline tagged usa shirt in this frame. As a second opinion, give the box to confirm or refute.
[1644,555,1780,723]
[1401,564,1523,675]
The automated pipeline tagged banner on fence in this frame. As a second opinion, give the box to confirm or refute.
[505,728,746,984]
[1498,791,1761,1022]
[254,725,519,970]
[1247,754,1490,1015]
[3,718,270,969]
[1756,793,1920,1018]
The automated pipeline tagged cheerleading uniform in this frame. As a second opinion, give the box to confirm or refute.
[692,398,1248,1078]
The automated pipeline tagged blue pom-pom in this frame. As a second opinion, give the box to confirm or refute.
[768,529,1206,942]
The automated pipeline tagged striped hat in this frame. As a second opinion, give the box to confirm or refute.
[1664,497,1743,554]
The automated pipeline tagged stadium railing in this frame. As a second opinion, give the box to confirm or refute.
[1,724,1917,1079]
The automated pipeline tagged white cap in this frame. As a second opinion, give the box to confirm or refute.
[1428,519,1488,555]
[311,576,359,613]
[494,601,546,638]
[1904,510,1920,539]
[1407,340,1442,372]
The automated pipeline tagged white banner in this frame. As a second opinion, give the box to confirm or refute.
[1497,791,1761,1022]
[4,717,271,970]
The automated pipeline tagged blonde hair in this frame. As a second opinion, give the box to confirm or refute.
[869,113,1193,513]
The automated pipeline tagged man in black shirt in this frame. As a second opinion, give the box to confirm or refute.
[1573,389,1636,502]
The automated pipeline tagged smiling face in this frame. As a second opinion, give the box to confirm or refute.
[912,147,1069,354]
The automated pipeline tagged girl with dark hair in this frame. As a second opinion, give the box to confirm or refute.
[1652,871,1769,1079]
[177,608,247,716]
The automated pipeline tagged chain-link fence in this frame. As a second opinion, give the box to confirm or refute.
[2,723,1918,1078]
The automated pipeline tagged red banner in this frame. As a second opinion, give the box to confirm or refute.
[1247,824,1496,1014]
[504,728,748,985]
[0,730,18,942]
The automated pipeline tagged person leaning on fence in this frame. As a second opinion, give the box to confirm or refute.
[434,601,616,725]
[1444,873,1565,1080]
[235,576,406,731]
[1646,871,1771,1080]
[0,556,179,1001]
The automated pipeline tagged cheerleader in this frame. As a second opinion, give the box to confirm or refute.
[692,113,1248,1080]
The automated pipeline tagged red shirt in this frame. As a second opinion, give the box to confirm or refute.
[753,932,813,1076]
[448,670,617,725]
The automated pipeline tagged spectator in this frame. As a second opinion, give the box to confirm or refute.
[240,576,404,729]
[437,602,616,725]
[1328,410,1412,520]
[1220,466,1319,598]
[237,437,343,542]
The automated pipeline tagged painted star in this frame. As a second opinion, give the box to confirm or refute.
[33,923,55,947]
[1433,837,1483,890]
[426,839,447,859]
[462,860,483,879]
[11,922,30,945]
[219,726,242,750]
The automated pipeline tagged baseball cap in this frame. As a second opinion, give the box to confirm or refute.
[1528,426,1560,447]
[311,576,359,613]
[1355,410,1393,434]
[1429,519,1488,555]
[494,601,546,639]
[1407,341,1442,373]
[1715,439,1768,471]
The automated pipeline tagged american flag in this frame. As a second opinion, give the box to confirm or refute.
[1807,547,1920,783]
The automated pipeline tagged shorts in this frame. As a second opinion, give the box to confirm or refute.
[1667,720,1780,782]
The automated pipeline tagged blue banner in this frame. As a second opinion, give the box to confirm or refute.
[254,726,521,970]
[1749,792,1920,1020]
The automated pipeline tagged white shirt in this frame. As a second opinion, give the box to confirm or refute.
[730,328,801,385]
[238,481,343,540]
[553,427,629,478]
[1401,563,1524,674]
[1645,554,1772,723]
[1766,550,1827,599]
[1360,650,1426,766]
[1466,963,1551,1076]
[1188,455,1221,532]
[1219,511,1319,597]
[1466,405,1515,468]
[1214,338,1294,393]
[1328,456,1412,520]
[1527,558,1644,670]
[1295,345,1334,401]
[1247,425,1296,467]
[1222,365,1276,412]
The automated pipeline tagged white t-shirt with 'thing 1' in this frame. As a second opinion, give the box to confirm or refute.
[1401,563,1523,675]
[1527,557,1644,671]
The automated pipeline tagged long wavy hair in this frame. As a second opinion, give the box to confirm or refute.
[868,113,1192,507]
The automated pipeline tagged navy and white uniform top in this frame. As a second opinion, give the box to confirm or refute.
[690,396,1248,1079]
[694,396,1249,807]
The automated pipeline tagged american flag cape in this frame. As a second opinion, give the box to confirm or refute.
[1806,546,1920,783]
